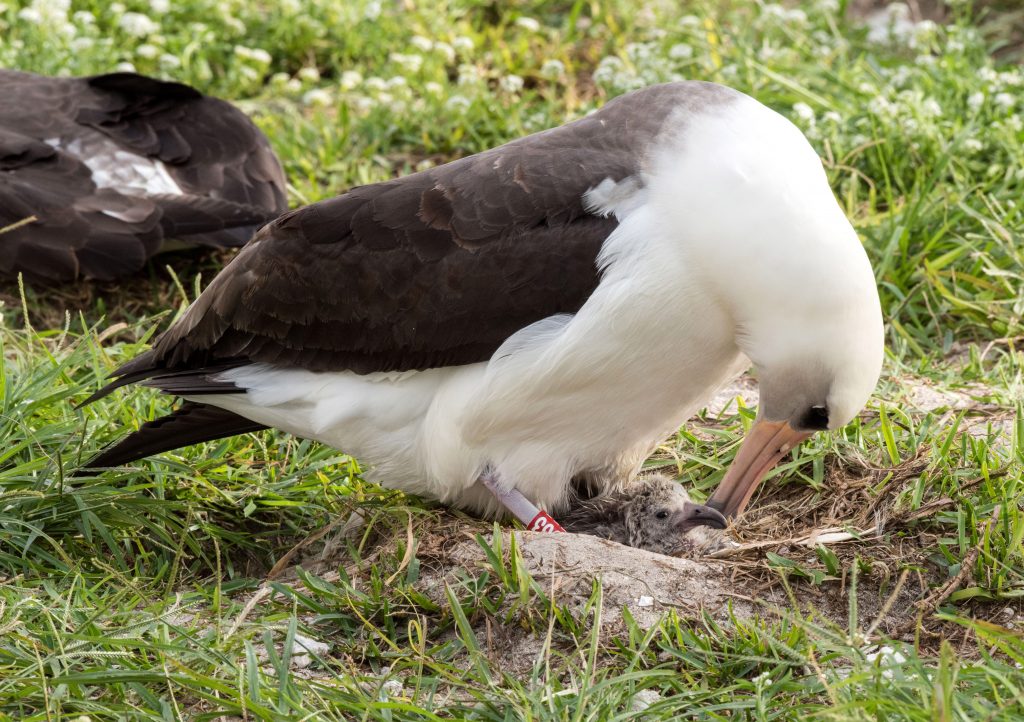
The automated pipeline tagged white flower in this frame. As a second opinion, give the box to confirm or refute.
[387,75,407,88]
[269,72,291,87]
[793,102,815,124]
[119,12,158,36]
[433,41,455,63]
[540,59,565,77]
[500,74,524,92]
[679,14,701,27]
[149,0,169,13]
[753,671,773,685]
[72,10,94,24]
[452,36,474,52]
[363,0,381,20]
[921,98,941,117]
[967,92,985,112]
[964,138,983,153]
[456,63,479,85]
[390,52,423,72]
[285,78,302,93]
[979,67,998,83]
[410,35,433,52]
[159,53,180,68]
[364,76,387,92]
[915,54,936,67]
[817,0,839,12]
[297,66,320,83]
[515,16,540,32]
[446,94,471,111]
[114,61,137,72]
[995,93,1015,110]
[1006,115,1022,132]
[423,81,443,95]
[823,110,841,124]
[668,43,693,60]
[70,36,94,51]
[340,70,362,90]
[136,43,158,58]
[303,88,332,107]
[223,16,245,34]
[18,7,43,23]
[109,3,126,14]
[235,46,272,65]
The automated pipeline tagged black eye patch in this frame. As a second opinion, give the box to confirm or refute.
[800,405,830,430]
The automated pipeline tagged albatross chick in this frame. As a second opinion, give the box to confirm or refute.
[563,475,729,556]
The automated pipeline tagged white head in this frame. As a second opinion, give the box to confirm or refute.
[649,88,884,517]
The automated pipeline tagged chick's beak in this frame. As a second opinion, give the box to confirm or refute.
[707,419,813,518]
[678,501,728,531]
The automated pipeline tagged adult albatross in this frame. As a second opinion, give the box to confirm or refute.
[83,81,884,527]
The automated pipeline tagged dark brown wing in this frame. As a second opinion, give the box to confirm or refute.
[0,70,287,281]
[94,82,732,386]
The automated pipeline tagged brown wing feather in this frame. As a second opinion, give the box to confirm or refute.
[0,69,288,281]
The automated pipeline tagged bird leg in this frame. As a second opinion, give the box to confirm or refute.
[480,469,565,533]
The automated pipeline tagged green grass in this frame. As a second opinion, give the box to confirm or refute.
[2,0,1024,719]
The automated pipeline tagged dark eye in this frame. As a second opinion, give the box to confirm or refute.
[800,405,829,430]
[655,510,669,520]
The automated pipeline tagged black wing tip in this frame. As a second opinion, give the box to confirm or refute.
[78,401,268,473]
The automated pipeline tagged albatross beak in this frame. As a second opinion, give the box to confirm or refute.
[678,501,728,530]
[707,420,813,518]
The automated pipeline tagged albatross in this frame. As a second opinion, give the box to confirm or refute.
[82,81,883,528]
[0,70,287,281]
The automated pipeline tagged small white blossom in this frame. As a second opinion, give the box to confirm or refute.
[136,43,159,59]
[456,63,479,85]
[823,110,842,124]
[119,12,158,36]
[793,102,815,124]
[72,10,94,24]
[921,98,942,117]
[235,46,272,65]
[995,93,1015,110]
[71,36,94,51]
[453,36,474,52]
[968,92,985,112]
[500,74,524,93]
[340,70,362,90]
[446,94,471,111]
[365,76,387,92]
[387,76,407,88]
[410,35,433,52]
[363,0,381,20]
[679,14,701,27]
[284,78,302,93]
[423,81,443,95]
[433,41,455,63]
[223,16,245,34]
[964,138,983,153]
[149,0,169,13]
[668,43,693,60]
[390,52,423,73]
[109,3,126,13]
[540,59,565,77]
[515,16,540,32]
[297,66,320,83]
[114,61,137,72]
[18,7,43,23]
[159,53,180,68]
[303,88,332,107]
